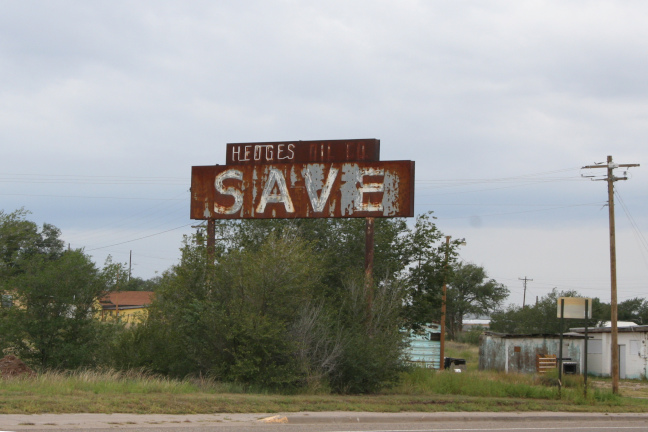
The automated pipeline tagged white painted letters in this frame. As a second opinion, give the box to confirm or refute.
[214,169,243,214]
[357,167,384,212]
[256,168,295,213]
[303,164,339,212]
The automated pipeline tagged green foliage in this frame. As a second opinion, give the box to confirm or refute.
[0,209,121,370]
[114,232,323,389]
[402,213,461,328]
[618,297,648,325]
[328,278,407,393]
[446,262,508,340]
[456,326,484,345]
[1,250,111,369]
[115,224,409,393]
[0,208,64,279]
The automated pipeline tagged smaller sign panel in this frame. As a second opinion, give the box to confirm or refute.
[226,139,380,165]
[191,160,414,220]
[557,297,593,319]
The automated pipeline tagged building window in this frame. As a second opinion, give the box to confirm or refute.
[588,339,603,354]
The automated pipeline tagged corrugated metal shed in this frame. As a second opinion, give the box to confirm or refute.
[405,324,441,369]
[479,331,585,374]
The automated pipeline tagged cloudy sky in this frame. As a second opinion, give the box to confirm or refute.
[1,1,646,308]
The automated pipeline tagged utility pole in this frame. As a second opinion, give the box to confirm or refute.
[519,276,533,309]
[582,155,640,394]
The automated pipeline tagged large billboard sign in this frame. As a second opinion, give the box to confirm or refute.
[191,139,414,220]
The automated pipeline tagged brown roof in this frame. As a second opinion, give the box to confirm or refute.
[100,291,154,307]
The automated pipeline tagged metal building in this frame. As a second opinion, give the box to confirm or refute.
[479,332,586,374]
[405,324,441,369]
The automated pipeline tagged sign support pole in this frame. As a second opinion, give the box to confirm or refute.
[207,219,216,262]
[365,217,375,329]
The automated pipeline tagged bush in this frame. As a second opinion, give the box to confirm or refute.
[456,327,484,345]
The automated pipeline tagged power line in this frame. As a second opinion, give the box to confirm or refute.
[85,223,194,251]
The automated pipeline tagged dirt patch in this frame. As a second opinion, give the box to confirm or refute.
[0,355,35,378]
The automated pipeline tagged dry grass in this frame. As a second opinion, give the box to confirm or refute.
[0,367,647,414]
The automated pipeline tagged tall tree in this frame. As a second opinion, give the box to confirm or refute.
[0,208,63,278]
[618,297,648,325]
[445,262,508,340]
[0,209,116,369]
[2,250,111,368]
[401,212,464,328]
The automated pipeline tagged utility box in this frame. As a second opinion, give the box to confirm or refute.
[444,357,466,372]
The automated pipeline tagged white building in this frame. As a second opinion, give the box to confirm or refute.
[571,325,648,380]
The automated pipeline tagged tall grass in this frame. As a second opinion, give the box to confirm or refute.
[393,367,623,405]
[0,368,246,395]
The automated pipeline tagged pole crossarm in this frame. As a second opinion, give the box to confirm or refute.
[582,163,640,169]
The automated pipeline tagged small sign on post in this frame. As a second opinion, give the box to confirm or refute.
[557,297,592,397]
[557,297,593,319]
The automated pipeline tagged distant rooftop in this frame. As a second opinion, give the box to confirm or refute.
[100,291,154,307]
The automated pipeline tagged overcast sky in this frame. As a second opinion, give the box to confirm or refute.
[1,1,646,308]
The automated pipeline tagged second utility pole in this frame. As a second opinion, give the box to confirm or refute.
[582,155,639,394]
[519,276,533,309]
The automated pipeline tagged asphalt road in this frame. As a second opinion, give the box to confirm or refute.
[1,412,647,432]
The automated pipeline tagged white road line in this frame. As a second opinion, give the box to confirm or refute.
[331,427,647,432]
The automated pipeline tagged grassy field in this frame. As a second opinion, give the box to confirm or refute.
[1,342,646,415]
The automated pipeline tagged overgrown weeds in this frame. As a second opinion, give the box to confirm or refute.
[0,367,644,414]
[391,367,624,405]
[1,368,246,396]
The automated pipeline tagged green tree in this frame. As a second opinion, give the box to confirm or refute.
[117,231,325,388]
[0,208,63,278]
[445,262,508,340]
[401,213,464,329]
[115,225,408,393]
[618,297,648,325]
[1,249,112,368]
[214,217,409,302]
[0,209,119,369]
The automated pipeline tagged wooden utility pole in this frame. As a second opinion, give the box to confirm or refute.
[519,276,533,309]
[582,155,639,394]
[440,235,451,369]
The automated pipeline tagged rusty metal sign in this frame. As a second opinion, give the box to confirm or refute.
[191,160,414,220]
[226,139,380,165]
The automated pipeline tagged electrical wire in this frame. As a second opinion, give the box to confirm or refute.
[85,222,195,251]
[615,189,648,268]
